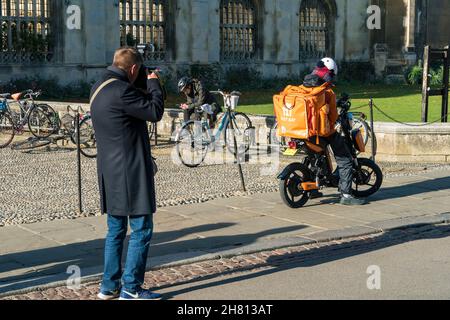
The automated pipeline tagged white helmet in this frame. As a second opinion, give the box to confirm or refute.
[321,57,338,75]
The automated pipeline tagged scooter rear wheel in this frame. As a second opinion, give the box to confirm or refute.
[279,163,312,208]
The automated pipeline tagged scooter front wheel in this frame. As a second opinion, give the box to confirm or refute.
[279,163,312,208]
[352,158,383,198]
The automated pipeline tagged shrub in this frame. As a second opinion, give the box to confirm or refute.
[0,76,94,101]
[338,61,376,84]
[430,66,445,86]
[223,66,262,90]
[407,61,448,86]
[189,63,223,90]
[407,62,423,85]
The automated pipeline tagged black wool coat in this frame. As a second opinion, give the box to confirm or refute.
[90,66,164,216]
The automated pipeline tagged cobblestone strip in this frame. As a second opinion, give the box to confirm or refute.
[0,233,386,300]
[3,223,448,300]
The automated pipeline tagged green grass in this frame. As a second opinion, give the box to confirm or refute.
[168,84,446,123]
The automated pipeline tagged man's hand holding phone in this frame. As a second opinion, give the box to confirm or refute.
[146,67,160,80]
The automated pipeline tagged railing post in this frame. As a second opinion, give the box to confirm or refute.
[75,109,83,214]
[422,45,430,123]
[442,46,449,123]
[370,98,376,163]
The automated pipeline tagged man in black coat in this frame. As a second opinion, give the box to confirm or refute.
[91,47,164,300]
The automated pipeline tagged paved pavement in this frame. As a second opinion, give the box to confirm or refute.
[157,224,450,300]
[1,168,450,298]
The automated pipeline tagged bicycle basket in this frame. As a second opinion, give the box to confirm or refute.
[228,95,240,110]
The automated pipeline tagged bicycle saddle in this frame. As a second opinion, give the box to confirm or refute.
[11,92,25,101]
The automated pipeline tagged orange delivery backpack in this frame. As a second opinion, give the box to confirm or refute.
[273,83,338,142]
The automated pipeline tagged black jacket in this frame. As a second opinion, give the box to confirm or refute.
[90,66,164,216]
[186,79,218,110]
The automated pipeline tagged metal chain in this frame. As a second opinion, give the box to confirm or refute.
[350,104,369,111]
[372,103,449,127]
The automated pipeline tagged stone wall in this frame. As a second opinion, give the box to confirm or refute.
[47,101,450,163]
[373,123,450,163]
[0,0,372,85]
[1,0,448,86]
[426,1,450,49]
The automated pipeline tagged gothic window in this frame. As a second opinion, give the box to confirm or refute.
[299,0,334,60]
[0,0,52,64]
[220,0,258,62]
[120,0,166,61]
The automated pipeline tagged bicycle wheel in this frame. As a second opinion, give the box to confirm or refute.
[0,112,15,148]
[28,104,60,139]
[71,116,97,158]
[11,137,51,151]
[176,121,209,168]
[224,112,252,155]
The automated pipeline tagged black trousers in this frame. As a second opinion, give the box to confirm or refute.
[323,132,354,195]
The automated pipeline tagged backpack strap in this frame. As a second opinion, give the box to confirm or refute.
[90,78,119,106]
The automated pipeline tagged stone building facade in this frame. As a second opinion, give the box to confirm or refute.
[0,0,448,85]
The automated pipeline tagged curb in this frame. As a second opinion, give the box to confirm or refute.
[2,212,450,299]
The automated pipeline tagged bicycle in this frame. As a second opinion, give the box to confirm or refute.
[175,91,253,168]
[348,111,377,155]
[11,106,97,158]
[0,90,59,148]
[58,105,97,158]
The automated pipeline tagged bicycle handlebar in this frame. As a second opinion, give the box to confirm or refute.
[23,89,42,99]
[210,90,242,97]
[67,105,85,114]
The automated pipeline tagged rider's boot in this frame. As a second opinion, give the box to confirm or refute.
[340,194,367,206]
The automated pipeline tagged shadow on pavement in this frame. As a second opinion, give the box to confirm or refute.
[370,176,450,202]
[314,176,450,206]
[0,223,307,295]
[162,223,450,299]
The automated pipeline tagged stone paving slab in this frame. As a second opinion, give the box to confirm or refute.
[1,169,450,297]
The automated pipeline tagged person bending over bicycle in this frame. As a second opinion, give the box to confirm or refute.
[305,58,366,206]
[178,77,222,128]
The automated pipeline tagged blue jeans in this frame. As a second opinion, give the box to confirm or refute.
[101,214,153,293]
